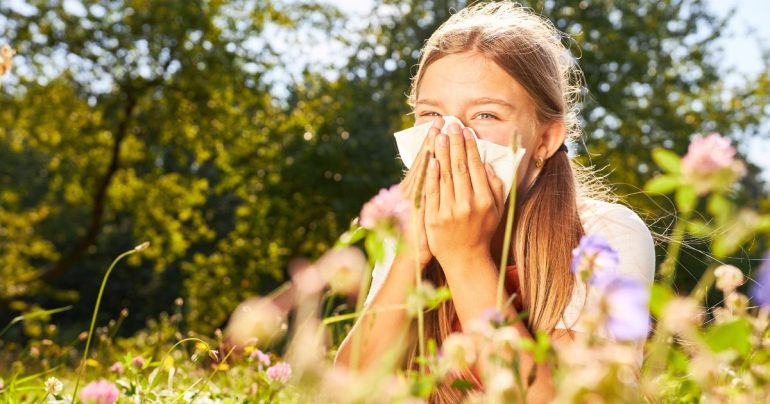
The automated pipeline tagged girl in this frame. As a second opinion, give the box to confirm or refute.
[336,2,655,402]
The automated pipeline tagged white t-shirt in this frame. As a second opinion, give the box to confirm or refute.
[362,198,656,332]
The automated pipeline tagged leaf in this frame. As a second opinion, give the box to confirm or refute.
[364,233,385,264]
[706,193,731,225]
[652,149,682,174]
[702,318,751,357]
[425,286,451,309]
[336,226,367,247]
[450,379,475,390]
[711,236,737,259]
[686,220,712,237]
[755,215,770,233]
[675,185,697,213]
[644,174,679,194]
[649,283,673,318]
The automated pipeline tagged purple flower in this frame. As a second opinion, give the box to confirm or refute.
[109,362,124,375]
[250,348,271,368]
[571,235,620,282]
[359,185,411,232]
[750,252,770,308]
[131,355,144,369]
[266,362,292,383]
[79,380,119,404]
[682,133,736,175]
[600,275,651,341]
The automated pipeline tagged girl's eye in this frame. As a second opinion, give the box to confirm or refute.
[475,113,497,120]
[420,111,441,117]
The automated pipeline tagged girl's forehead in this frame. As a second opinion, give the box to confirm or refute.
[418,53,525,105]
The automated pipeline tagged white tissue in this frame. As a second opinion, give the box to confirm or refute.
[393,115,525,201]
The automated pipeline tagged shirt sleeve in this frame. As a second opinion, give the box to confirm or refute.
[363,236,398,307]
[555,201,656,331]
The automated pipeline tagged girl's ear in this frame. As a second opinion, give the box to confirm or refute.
[535,120,567,159]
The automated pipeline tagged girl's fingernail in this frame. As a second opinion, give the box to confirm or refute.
[430,158,438,169]
[463,129,473,140]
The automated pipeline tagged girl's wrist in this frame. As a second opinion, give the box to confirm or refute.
[437,248,494,275]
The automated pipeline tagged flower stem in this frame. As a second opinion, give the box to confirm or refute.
[71,244,147,402]
[349,246,374,370]
[497,131,520,311]
[659,211,692,286]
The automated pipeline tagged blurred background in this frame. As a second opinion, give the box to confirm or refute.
[0,0,768,341]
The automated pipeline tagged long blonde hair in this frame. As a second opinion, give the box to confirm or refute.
[404,2,592,402]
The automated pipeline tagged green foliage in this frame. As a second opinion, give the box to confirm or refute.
[1,0,769,341]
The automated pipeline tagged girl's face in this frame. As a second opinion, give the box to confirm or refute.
[414,52,558,187]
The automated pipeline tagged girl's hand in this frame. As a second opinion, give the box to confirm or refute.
[398,118,445,268]
[424,122,505,269]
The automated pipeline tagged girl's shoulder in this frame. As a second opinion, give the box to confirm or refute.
[576,197,656,285]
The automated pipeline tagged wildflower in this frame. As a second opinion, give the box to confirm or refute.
[440,333,477,370]
[208,349,219,361]
[0,45,14,76]
[359,185,411,233]
[78,331,88,341]
[714,264,744,294]
[109,362,124,375]
[682,133,736,174]
[481,307,505,326]
[266,362,292,383]
[175,297,184,306]
[290,259,326,295]
[0,377,3,391]
[681,133,744,195]
[750,252,770,308]
[133,241,150,251]
[45,377,63,395]
[131,355,145,369]
[315,247,368,296]
[598,275,651,341]
[79,379,119,404]
[120,308,129,318]
[250,349,271,368]
[571,234,620,281]
[660,297,701,334]
[486,367,515,396]
[225,297,287,346]
[492,326,521,353]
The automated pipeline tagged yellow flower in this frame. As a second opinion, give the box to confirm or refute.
[86,358,100,367]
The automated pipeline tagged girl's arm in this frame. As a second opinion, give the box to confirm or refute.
[334,254,421,370]
[440,253,559,403]
[425,125,559,402]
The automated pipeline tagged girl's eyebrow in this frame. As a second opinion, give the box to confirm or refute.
[416,97,515,110]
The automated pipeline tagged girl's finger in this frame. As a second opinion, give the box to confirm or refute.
[464,127,491,199]
[485,163,505,213]
[434,131,455,210]
[425,157,440,219]
[447,124,472,203]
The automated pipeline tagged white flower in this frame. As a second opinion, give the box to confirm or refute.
[486,367,515,395]
[492,326,521,352]
[660,297,701,334]
[225,297,287,346]
[45,376,63,395]
[315,247,368,296]
[714,264,744,294]
[441,333,476,370]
